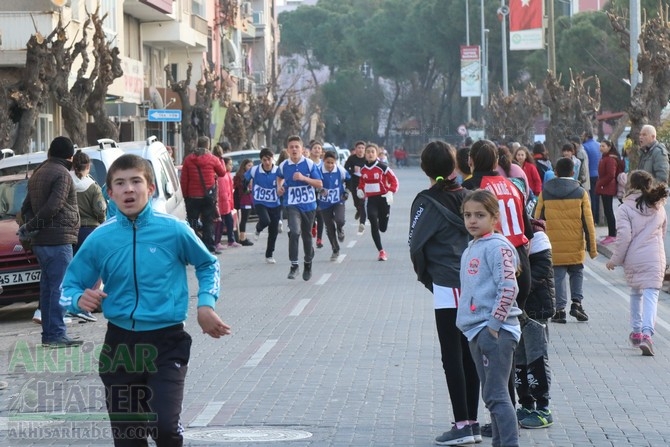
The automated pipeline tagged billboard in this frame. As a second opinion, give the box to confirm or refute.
[460,45,481,97]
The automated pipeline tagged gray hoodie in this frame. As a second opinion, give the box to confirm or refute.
[456,233,522,341]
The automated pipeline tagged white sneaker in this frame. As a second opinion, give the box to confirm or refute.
[63,316,72,324]
[265,257,276,264]
[32,309,41,325]
[358,223,365,235]
[254,231,261,241]
[278,221,283,234]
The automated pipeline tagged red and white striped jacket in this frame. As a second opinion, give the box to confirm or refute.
[358,161,399,198]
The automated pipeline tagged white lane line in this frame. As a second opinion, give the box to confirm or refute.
[336,254,346,263]
[585,265,670,332]
[289,299,310,316]
[243,339,278,368]
[315,273,331,285]
[347,241,357,248]
[188,401,225,427]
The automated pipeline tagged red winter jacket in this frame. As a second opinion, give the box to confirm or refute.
[181,151,226,198]
[217,171,234,215]
[520,161,543,196]
[358,161,399,197]
[595,155,622,197]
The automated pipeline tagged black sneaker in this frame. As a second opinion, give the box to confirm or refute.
[43,337,84,348]
[240,239,254,246]
[569,302,589,321]
[435,424,475,446]
[302,262,312,281]
[551,309,567,324]
[480,423,492,438]
[288,264,299,279]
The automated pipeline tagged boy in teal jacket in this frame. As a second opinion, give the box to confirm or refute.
[61,154,231,446]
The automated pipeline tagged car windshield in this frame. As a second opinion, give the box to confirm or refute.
[0,177,28,220]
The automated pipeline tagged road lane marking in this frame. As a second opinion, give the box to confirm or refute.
[315,274,331,285]
[189,401,225,427]
[289,299,310,316]
[585,265,670,332]
[347,241,357,248]
[336,254,346,263]
[244,339,278,368]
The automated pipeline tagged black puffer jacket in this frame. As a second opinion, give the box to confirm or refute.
[526,231,556,320]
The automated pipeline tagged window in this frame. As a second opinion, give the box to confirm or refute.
[192,0,206,18]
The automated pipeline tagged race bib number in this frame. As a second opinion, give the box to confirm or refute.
[287,185,316,205]
[320,188,340,204]
[253,185,278,203]
[364,183,381,193]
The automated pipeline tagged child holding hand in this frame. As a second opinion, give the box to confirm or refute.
[457,189,521,447]
[606,170,668,356]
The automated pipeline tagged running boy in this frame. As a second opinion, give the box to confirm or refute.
[357,143,399,261]
[318,150,350,261]
[277,135,323,280]
[61,154,231,445]
[247,148,282,263]
[457,189,521,447]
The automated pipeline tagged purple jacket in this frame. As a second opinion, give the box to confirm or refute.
[610,192,667,289]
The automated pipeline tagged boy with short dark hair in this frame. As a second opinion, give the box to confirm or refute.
[534,157,597,324]
[247,148,282,263]
[61,154,231,446]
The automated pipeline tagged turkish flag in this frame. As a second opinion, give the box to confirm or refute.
[510,0,543,32]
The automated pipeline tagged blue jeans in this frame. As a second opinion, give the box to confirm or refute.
[33,244,72,343]
[630,288,660,336]
[470,328,519,447]
[553,264,584,311]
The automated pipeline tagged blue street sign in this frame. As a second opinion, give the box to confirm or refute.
[148,109,182,122]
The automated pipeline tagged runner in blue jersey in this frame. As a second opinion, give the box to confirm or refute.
[277,135,323,280]
[246,148,282,264]
[318,150,350,261]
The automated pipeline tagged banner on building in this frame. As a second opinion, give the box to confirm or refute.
[460,45,481,98]
[510,0,544,51]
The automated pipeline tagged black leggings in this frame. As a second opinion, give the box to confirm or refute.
[365,195,390,251]
[435,308,480,422]
[601,194,616,237]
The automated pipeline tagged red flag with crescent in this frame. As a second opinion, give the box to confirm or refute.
[510,0,542,32]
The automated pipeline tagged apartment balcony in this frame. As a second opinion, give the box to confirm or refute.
[0,12,57,66]
[141,17,208,49]
[124,0,173,22]
[252,11,265,38]
[240,20,256,41]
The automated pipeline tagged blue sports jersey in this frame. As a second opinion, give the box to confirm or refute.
[246,165,281,208]
[318,165,350,210]
[278,157,322,212]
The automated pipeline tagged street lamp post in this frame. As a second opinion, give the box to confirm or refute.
[481,0,488,136]
[501,0,509,96]
[466,0,472,122]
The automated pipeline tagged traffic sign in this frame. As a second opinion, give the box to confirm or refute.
[148,109,182,122]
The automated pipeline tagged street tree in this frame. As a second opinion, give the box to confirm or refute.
[486,84,542,143]
[608,5,670,168]
[542,71,601,159]
[165,61,220,153]
[86,10,123,141]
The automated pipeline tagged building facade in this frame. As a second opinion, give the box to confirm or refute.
[0,0,277,159]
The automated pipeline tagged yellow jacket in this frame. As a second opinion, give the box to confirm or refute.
[534,177,597,265]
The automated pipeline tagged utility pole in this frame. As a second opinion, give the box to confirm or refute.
[501,0,509,95]
[630,0,641,93]
[466,0,472,122]
[481,0,488,135]
[547,0,556,74]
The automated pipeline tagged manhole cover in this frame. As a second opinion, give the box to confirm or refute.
[183,427,313,443]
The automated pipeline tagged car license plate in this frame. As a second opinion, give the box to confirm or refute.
[0,270,41,286]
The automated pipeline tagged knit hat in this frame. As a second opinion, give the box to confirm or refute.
[48,136,75,159]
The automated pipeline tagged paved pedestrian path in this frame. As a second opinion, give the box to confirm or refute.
[0,167,669,446]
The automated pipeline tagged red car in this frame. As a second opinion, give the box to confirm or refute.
[0,174,41,305]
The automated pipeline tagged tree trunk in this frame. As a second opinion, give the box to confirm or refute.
[383,80,401,148]
[165,62,197,153]
[14,108,40,153]
[62,106,88,147]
